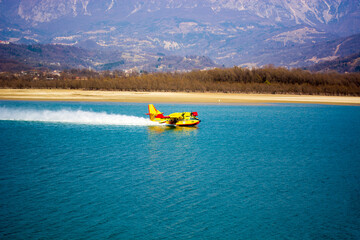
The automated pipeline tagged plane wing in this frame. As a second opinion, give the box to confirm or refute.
[167,113,184,123]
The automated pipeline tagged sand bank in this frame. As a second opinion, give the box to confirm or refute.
[0,89,359,105]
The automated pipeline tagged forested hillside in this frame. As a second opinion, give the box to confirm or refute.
[305,52,360,73]
[0,43,218,72]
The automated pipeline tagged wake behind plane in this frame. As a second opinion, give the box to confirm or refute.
[146,104,200,126]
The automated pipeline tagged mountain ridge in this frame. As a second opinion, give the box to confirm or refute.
[1,0,359,68]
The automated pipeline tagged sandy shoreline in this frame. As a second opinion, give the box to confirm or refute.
[0,89,359,105]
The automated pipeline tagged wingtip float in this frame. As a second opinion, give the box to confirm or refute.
[146,104,201,126]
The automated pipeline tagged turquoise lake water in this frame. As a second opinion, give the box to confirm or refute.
[0,100,359,239]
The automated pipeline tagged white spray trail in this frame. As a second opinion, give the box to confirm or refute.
[0,107,158,126]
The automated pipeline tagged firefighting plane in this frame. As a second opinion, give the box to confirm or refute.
[146,104,200,126]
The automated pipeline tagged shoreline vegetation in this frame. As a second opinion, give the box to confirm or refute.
[0,89,359,105]
[0,66,359,96]
[0,66,359,105]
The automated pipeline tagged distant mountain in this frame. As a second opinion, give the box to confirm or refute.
[305,52,360,73]
[0,43,95,71]
[239,33,360,68]
[0,0,359,68]
[0,43,218,72]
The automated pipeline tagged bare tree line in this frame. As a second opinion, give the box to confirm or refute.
[0,67,359,96]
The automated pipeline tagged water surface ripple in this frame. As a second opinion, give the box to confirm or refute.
[0,101,359,239]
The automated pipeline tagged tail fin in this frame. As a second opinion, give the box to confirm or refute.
[147,104,162,121]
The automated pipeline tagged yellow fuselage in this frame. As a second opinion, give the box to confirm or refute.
[147,104,200,126]
[155,112,200,126]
